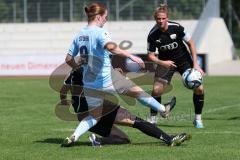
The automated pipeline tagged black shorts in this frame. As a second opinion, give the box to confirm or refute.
[89,103,120,137]
[155,55,193,83]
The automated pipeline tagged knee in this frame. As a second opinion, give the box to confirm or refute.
[194,85,204,95]
[152,86,164,96]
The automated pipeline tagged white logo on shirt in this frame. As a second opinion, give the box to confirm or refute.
[170,34,177,39]
[160,42,178,51]
[156,38,161,44]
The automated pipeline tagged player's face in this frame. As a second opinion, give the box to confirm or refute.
[155,12,168,31]
[99,10,108,27]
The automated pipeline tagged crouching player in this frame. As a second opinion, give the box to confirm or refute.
[59,68,191,147]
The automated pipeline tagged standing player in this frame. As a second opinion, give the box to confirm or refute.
[64,2,177,144]
[59,68,190,147]
[147,4,205,128]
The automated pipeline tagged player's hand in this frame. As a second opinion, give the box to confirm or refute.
[194,64,205,75]
[129,55,145,68]
[160,60,177,68]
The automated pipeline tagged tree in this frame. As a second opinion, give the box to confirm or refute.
[0,0,11,22]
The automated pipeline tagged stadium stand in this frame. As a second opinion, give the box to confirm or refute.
[0,0,239,76]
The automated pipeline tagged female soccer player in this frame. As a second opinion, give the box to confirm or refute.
[147,4,205,128]
[60,68,190,147]
[64,3,176,144]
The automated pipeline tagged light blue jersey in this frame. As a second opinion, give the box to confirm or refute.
[68,26,165,113]
[68,26,113,89]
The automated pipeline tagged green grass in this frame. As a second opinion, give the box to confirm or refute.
[237,48,240,57]
[1,76,240,160]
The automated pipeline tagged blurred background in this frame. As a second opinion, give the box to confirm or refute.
[0,0,239,76]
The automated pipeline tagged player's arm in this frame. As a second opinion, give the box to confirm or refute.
[147,35,176,68]
[148,51,176,68]
[65,35,83,70]
[65,54,79,70]
[105,43,145,68]
[185,39,205,75]
[59,84,71,105]
[98,29,144,68]
[180,25,205,74]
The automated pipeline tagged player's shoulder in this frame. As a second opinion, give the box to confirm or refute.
[93,27,110,38]
[148,24,159,37]
[168,21,183,29]
[93,27,108,34]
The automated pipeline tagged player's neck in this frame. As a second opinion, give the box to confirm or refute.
[159,26,168,32]
[88,21,102,28]
[158,23,168,32]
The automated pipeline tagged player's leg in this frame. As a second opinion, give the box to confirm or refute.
[149,80,167,124]
[59,71,72,105]
[124,85,163,112]
[70,96,116,144]
[178,57,205,128]
[193,85,204,128]
[110,68,175,118]
[62,90,102,147]
[61,115,98,147]
[114,107,171,143]
[87,102,130,146]
[112,76,174,118]
[114,107,190,146]
[61,72,99,147]
[89,125,130,146]
[148,65,175,122]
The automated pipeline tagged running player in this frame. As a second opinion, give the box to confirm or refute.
[60,68,190,147]
[64,2,176,143]
[147,4,205,128]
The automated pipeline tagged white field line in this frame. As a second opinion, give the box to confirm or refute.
[52,128,74,132]
[193,131,240,135]
[182,103,240,117]
[204,103,240,114]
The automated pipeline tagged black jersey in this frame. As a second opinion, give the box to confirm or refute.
[147,21,192,61]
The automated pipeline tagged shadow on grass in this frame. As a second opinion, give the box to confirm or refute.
[204,117,240,120]
[34,138,90,146]
[157,124,191,128]
[34,138,190,147]
[131,141,166,146]
[227,116,240,120]
[131,141,189,147]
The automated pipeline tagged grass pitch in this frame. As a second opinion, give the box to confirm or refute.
[0,76,240,160]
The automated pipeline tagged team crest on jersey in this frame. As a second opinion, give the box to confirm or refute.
[103,32,111,40]
[170,34,177,39]
[156,38,161,44]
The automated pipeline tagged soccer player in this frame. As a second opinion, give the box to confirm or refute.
[147,4,205,128]
[60,68,190,147]
[64,2,177,143]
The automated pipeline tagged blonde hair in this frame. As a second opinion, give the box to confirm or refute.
[154,4,168,18]
[84,3,106,21]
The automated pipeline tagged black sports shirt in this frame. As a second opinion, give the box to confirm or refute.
[147,21,192,61]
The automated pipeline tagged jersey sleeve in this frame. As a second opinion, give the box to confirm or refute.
[98,29,112,48]
[178,25,191,42]
[147,35,156,53]
[68,36,79,57]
